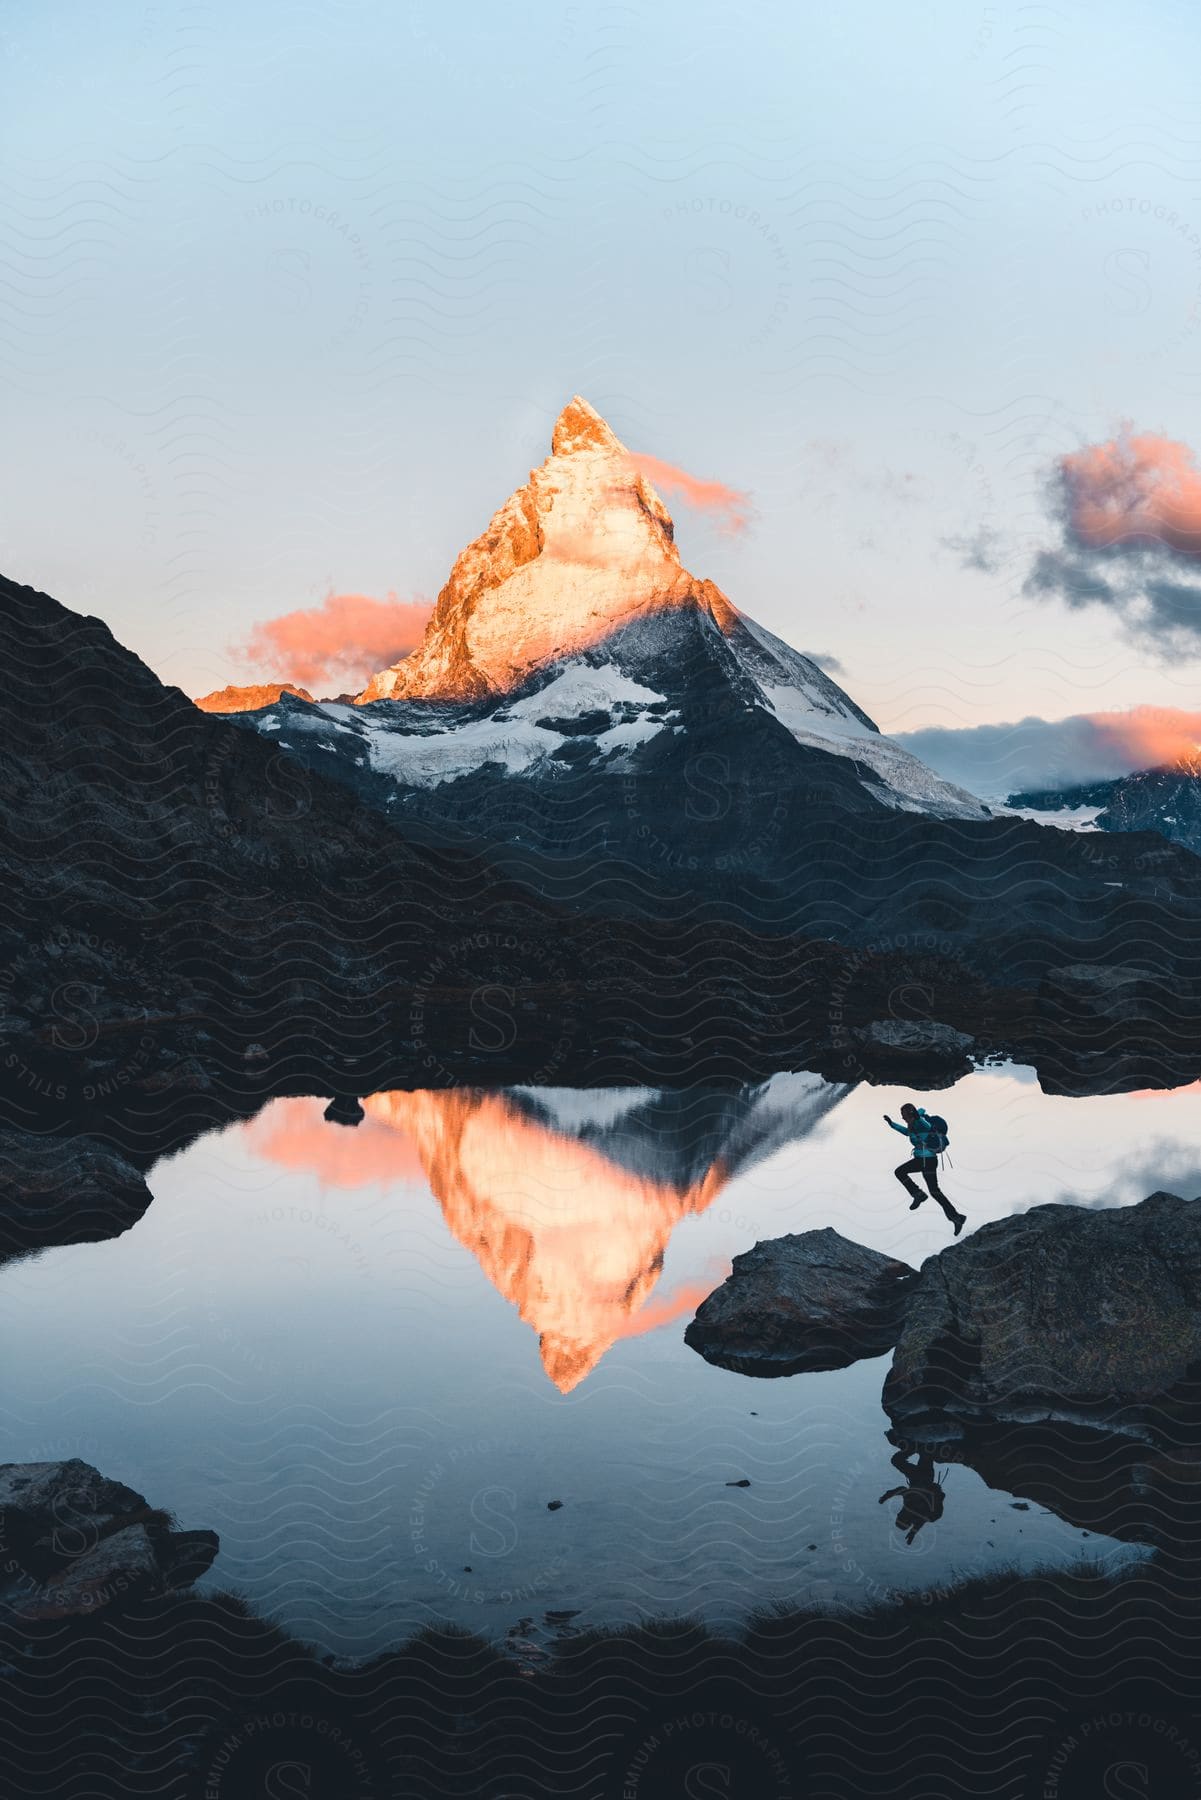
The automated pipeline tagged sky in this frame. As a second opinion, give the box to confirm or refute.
[4,0,1201,777]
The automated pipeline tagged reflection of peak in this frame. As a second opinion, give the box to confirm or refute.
[508,1073,848,1191]
[361,1080,851,1391]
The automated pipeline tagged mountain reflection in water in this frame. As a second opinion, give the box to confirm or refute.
[245,1075,850,1391]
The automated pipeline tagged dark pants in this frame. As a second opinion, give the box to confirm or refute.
[895,1157,958,1220]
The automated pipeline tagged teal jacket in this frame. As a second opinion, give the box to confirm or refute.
[887,1111,941,1157]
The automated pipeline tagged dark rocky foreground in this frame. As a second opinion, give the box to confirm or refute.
[0,1557,1197,1798]
[4,572,1201,1148]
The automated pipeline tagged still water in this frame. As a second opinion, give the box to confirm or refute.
[3,1065,1199,1658]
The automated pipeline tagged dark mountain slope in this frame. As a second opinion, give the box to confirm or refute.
[5,571,1201,1143]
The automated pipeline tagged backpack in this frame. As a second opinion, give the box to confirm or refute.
[923,1113,950,1153]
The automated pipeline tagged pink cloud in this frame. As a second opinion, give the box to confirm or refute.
[1084,705,1201,769]
[1062,428,1201,558]
[239,591,434,692]
[630,452,752,536]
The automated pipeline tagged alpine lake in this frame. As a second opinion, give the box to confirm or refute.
[4,1063,1197,1660]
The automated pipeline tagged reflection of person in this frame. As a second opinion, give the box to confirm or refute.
[878,1449,946,1544]
[884,1103,965,1235]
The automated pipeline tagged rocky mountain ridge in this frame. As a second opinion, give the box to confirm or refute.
[194,682,314,712]
[1008,757,1201,857]
[337,398,986,821]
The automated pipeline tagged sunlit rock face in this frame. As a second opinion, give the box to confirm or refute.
[357,398,717,704]
[297,395,982,819]
[194,683,315,712]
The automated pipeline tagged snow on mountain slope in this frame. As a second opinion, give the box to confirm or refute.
[732,612,981,814]
[269,660,676,791]
[1000,803,1104,831]
[363,403,988,814]
[234,397,985,823]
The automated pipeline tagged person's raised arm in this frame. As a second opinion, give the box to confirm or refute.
[884,1115,908,1134]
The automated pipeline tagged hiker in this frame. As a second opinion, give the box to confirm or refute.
[878,1449,946,1544]
[884,1102,966,1235]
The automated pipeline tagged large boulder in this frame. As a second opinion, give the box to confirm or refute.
[0,1459,148,1567]
[685,1228,917,1376]
[884,1190,1201,1441]
[851,1020,975,1059]
[15,1522,219,1621]
[0,1131,152,1263]
[843,1019,975,1088]
[1039,963,1177,1041]
[1042,963,1162,1014]
[1033,1049,1201,1098]
[0,1458,217,1619]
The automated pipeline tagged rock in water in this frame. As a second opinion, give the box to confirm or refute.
[685,1228,917,1377]
[0,1458,218,1619]
[884,1190,1201,1439]
[323,1095,365,1127]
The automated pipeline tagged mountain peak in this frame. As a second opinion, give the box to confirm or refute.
[358,395,691,702]
[550,395,624,458]
[195,682,314,713]
[340,400,987,816]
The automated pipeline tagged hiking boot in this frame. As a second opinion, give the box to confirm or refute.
[951,1213,966,1236]
[908,1196,924,1210]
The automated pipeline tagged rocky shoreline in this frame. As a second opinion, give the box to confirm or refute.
[687,1192,1201,1569]
[0,1548,1194,1798]
[688,1191,1201,1435]
[0,1459,215,1623]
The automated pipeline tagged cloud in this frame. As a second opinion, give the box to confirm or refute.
[895,706,1201,797]
[1025,428,1201,649]
[630,452,752,536]
[943,524,1006,574]
[238,591,434,692]
[1061,430,1201,557]
[805,650,845,674]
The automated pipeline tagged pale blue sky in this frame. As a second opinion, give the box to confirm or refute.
[4,0,1201,741]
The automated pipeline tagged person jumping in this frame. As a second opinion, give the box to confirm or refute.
[884,1103,965,1235]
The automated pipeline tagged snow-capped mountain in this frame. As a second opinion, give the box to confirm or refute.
[1010,761,1201,857]
[228,398,985,892]
[1097,756,1201,854]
